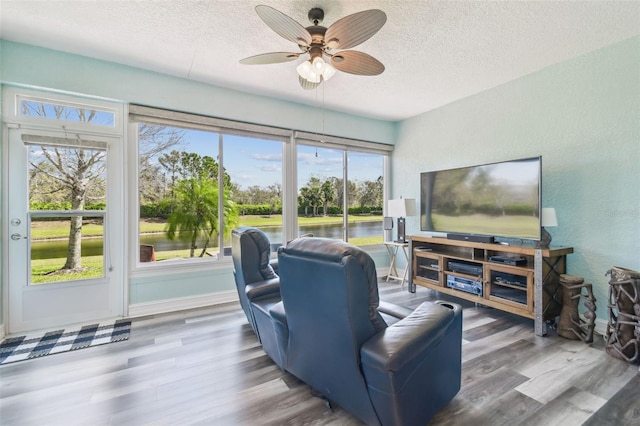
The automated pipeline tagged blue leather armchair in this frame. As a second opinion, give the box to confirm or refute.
[276,237,462,426]
[231,227,280,334]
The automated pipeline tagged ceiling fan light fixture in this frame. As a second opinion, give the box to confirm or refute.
[311,56,335,81]
[312,56,325,70]
[307,69,322,83]
[297,60,321,83]
[322,63,336,80]
[297,60,311,77]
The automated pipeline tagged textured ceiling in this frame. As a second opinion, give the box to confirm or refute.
[1,0,638,121]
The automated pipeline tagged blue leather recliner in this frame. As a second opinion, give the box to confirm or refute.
[276,237,463,426]
[231,227,284,367]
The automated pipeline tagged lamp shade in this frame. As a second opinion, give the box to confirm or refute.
[541,208,558,227]
[388,198,417,218]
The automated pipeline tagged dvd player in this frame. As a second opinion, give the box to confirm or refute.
[489,255,527,266]
[448,260,483,276]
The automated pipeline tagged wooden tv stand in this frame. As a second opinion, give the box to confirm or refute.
[409,235,573,336]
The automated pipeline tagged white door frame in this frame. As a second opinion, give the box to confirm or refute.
[2,88,127,334]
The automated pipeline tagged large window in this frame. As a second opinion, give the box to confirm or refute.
[130,106,390,268]
[131,107,287,265]
[137,124,223,262]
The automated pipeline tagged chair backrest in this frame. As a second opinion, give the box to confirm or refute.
[231,227,278,328]
[232,227,278,285]
[277,237,386,425]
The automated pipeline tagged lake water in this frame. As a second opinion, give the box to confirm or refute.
[31,220,383,259]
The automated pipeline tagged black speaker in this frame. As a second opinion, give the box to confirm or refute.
[383,217,393,230]
[397,217,406,243]
[447,233,495,244]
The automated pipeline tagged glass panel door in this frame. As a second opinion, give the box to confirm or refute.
[7,129,124,333]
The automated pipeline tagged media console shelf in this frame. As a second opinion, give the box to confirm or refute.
[409,235,573,336]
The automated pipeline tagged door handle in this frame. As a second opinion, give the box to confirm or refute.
[11,233,26,240]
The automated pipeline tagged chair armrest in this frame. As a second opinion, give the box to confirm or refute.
[269,300,287,328]
[361,301,462,371]
[245,277,280,301]
[377,301,414,320]
[360,301,462,426]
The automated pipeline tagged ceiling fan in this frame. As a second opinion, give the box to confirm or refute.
[240,5,387,90]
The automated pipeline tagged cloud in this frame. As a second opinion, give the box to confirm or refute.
[259,164,281,172]
[252,153,282,161]
[298,152,342,166]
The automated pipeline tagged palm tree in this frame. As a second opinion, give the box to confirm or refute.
[320,179,335,216]
[166,177,238,257]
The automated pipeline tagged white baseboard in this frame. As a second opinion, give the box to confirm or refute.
[128,290,239,318]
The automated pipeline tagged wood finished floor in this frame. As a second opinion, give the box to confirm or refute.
[1,282,638,426]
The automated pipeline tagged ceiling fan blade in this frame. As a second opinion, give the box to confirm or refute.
[331,50,385,76]
[299,76,321,90]
[255,5,312,47]
[324,9,386,50]
[240,52,301,65]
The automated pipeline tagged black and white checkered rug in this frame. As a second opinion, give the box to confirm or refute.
[0,319,131,365]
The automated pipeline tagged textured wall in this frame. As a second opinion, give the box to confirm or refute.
[393,36,640,320]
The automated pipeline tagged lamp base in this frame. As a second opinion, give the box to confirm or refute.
[536,227,552,249]
[396,217,406,243]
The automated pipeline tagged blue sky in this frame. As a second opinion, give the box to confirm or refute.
[169,128,383,190]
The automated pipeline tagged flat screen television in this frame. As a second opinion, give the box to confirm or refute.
[420,157,541,240]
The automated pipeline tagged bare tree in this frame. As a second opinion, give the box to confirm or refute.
[139,125,185,203]
[30,146,105,271]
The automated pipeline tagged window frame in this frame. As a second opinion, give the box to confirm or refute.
[127,106,392,275]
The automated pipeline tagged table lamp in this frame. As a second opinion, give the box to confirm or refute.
[538,207,558,248]
[388,198,416,243]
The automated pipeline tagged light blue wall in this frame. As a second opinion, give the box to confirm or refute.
[393,36,640,319]
[130,268,235,305]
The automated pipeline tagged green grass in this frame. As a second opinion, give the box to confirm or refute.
[31,221,105,239]
[30,255,104,284]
